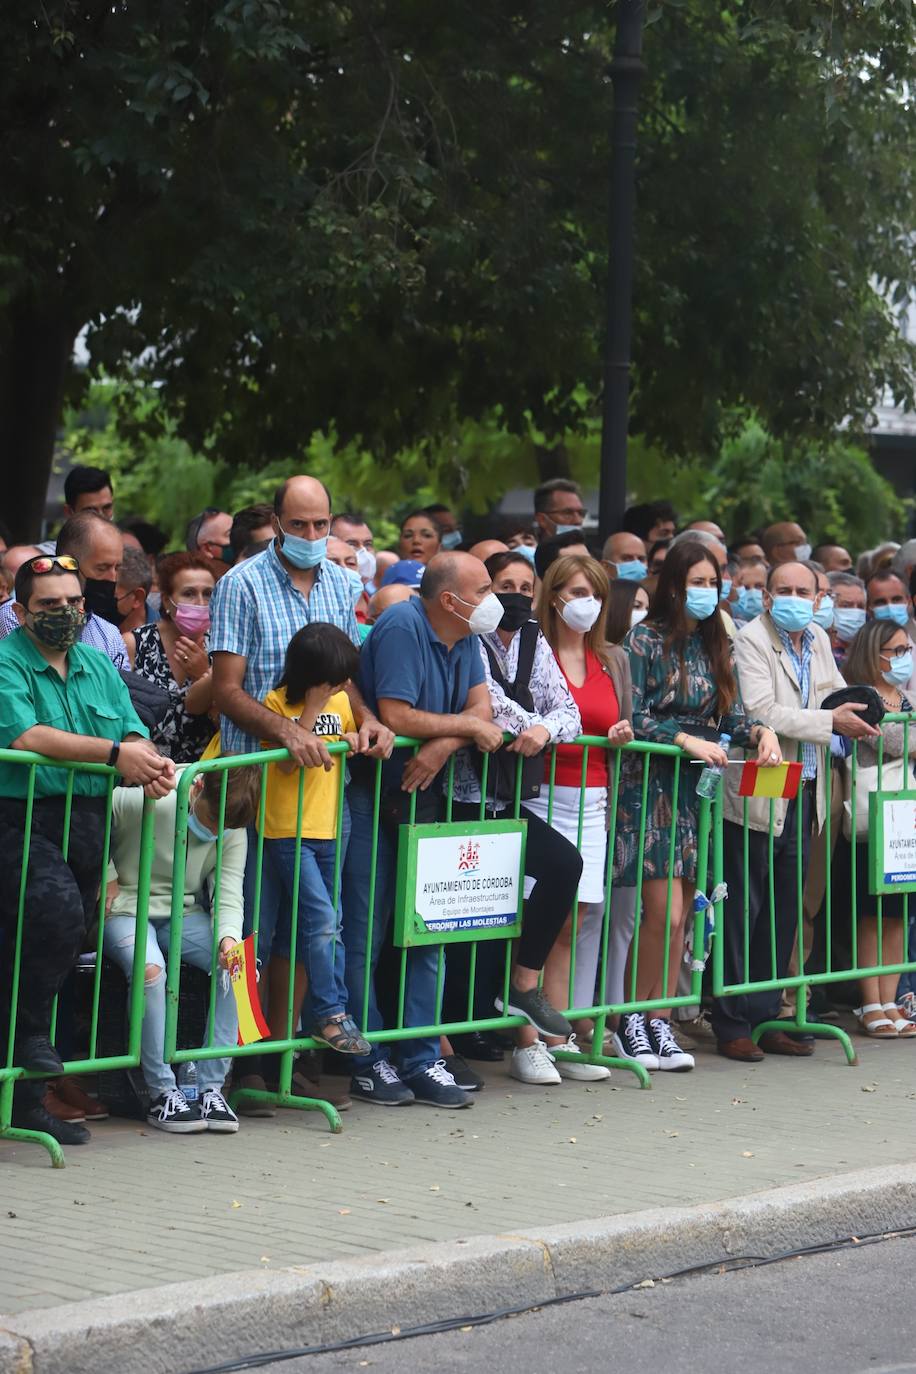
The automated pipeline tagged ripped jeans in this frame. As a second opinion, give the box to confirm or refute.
[103,914,237,1099]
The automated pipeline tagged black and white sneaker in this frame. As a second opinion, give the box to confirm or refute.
[199,1088,240,1133]
[402,1059,473,1109]
[611,1013,660,1070]
[350,1059,415,1106]
[442,1053,484,1092]
[647,1017,695,1072]
[147,1088,206,1133]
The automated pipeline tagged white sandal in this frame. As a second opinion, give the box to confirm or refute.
[854,1004,897,1038]
[883,1003,916,1037]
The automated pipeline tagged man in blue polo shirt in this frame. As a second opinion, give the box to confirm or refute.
[342,552,508,1109]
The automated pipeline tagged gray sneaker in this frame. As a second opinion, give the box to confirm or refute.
[495,985,573,1040]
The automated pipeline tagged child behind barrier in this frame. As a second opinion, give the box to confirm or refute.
[259,623,372,1059]
[106,764,261,1133]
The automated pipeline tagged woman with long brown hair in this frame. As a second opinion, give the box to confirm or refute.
[509,554,634,1082]
[614,539,779,1072]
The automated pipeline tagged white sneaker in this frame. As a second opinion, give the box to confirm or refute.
[552,1034,611,1081]
[648,1017,695,1072]
[510,1040,561,1085]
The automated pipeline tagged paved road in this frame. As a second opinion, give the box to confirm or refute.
[6,1016,916,1314]
[271,1234,916,1374]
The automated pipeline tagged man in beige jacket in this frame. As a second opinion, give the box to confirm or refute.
[712,561,879,1062]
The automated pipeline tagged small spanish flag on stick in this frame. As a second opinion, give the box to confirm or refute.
[225,935,270,1045]
[738,760,803,800]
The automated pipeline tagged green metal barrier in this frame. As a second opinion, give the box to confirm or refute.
[1,732,715,1163]
[710,712,916,1063]
[0,750,156,1167]
[162,735,715,1123]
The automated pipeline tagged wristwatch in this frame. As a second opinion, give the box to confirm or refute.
[107,741,121,769]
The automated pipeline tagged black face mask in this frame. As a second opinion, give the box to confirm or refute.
[83,577,124,627]
[496,592,534,632]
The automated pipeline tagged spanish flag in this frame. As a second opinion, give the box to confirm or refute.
[225,935,270,1045]
[738,760,803,800]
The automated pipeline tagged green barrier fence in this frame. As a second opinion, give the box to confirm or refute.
[710,712,916,1063]
[7,721,911,1167]
[0,750,156,1167]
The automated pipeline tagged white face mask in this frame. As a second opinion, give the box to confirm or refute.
[630,607,648,629]
[558,594,601,633]
[795,542,812,562]
[356,547,376,583]
[450,591,504,635]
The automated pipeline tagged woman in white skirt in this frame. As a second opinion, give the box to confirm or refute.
[518,554,634,1064]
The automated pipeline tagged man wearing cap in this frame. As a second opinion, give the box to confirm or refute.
[381,559,425,591]
[713,561,879,1062]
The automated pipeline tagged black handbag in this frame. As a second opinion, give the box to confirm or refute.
[119,669,173,732]
[474,621,545,803]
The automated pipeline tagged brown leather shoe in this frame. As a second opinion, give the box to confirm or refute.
[42,1086,86,1123]
[716,1037,764,1063]
[54,1078,109,1120]
[292,1070,351,1112]
[758,1030,815,1057]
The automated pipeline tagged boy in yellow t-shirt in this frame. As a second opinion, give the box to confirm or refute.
[260,623,371,1057]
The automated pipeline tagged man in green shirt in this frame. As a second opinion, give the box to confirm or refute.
[0,555,174,1145]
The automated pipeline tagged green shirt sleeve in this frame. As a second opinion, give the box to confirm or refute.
[0,655,40,750]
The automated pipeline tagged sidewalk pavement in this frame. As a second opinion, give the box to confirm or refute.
[2,1014,915,1320]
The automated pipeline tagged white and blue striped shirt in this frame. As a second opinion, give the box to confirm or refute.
[0,600,128,669]
[209,541,360,755]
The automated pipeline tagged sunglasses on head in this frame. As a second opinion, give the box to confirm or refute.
[24,555,81,575]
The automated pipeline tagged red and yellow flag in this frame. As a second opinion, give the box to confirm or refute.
[225,935,270,1045]
[738,760,803,800]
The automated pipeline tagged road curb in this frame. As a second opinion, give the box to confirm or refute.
[3,1162,916,1374]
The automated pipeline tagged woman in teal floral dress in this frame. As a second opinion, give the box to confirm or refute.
[612,539,780,1072]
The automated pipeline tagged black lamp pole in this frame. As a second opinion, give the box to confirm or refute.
[598,0,646,542]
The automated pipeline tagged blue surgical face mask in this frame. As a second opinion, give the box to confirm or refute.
[736,586,764,619]
[552,524,582,537]
[813,594,835,631]
[769,595,815,633]
[513,543,537,566]
[721,578,732,600]
[615,559,648,582]
[278,525,328,569]
[873,603,909,628]
[834,607,866,643]
[882,652,914,687]
[187,807,218,844]
[440,529,463,551]
[345,567,364,606]
[685,586,719,621]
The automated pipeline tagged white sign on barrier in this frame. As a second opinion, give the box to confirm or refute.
[414,829,523,933]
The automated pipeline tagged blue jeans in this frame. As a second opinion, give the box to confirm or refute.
[103,914,237,1098]
[340,785,439,1078]
[243,811,350,962]
[261,835,350,1023]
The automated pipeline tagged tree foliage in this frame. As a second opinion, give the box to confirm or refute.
[4,1,915,537]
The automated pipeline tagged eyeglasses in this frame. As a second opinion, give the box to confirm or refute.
[548,506,588,520]
[24,555,81,575]
[881,644,911,659]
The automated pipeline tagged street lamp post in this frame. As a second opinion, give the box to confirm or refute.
[598,0,646,542]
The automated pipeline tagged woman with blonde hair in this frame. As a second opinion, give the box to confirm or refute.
[841,618,916,1037]
[508,554,634,1082]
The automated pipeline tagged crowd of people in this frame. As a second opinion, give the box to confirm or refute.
[2,466,915,1149]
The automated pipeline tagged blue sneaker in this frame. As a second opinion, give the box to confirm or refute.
[350,1059,415,1106]
[402,1059,473,1109]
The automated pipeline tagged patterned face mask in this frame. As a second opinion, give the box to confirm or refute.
[27,604,86,651]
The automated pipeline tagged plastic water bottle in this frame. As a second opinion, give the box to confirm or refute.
[177,1061,198,1103]
[695,732,731,800]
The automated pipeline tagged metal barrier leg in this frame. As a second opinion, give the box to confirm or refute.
[552,1011,652,1088]
[229,1046,342,1133]
[750,983,858,1066]
[0,1077,65,1167]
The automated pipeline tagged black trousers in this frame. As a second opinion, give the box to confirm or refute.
[711,788,813,1043]
[0,796,106,1046]
[443,801,583,1021]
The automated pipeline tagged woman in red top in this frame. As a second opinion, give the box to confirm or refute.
[516,555,633,1070]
